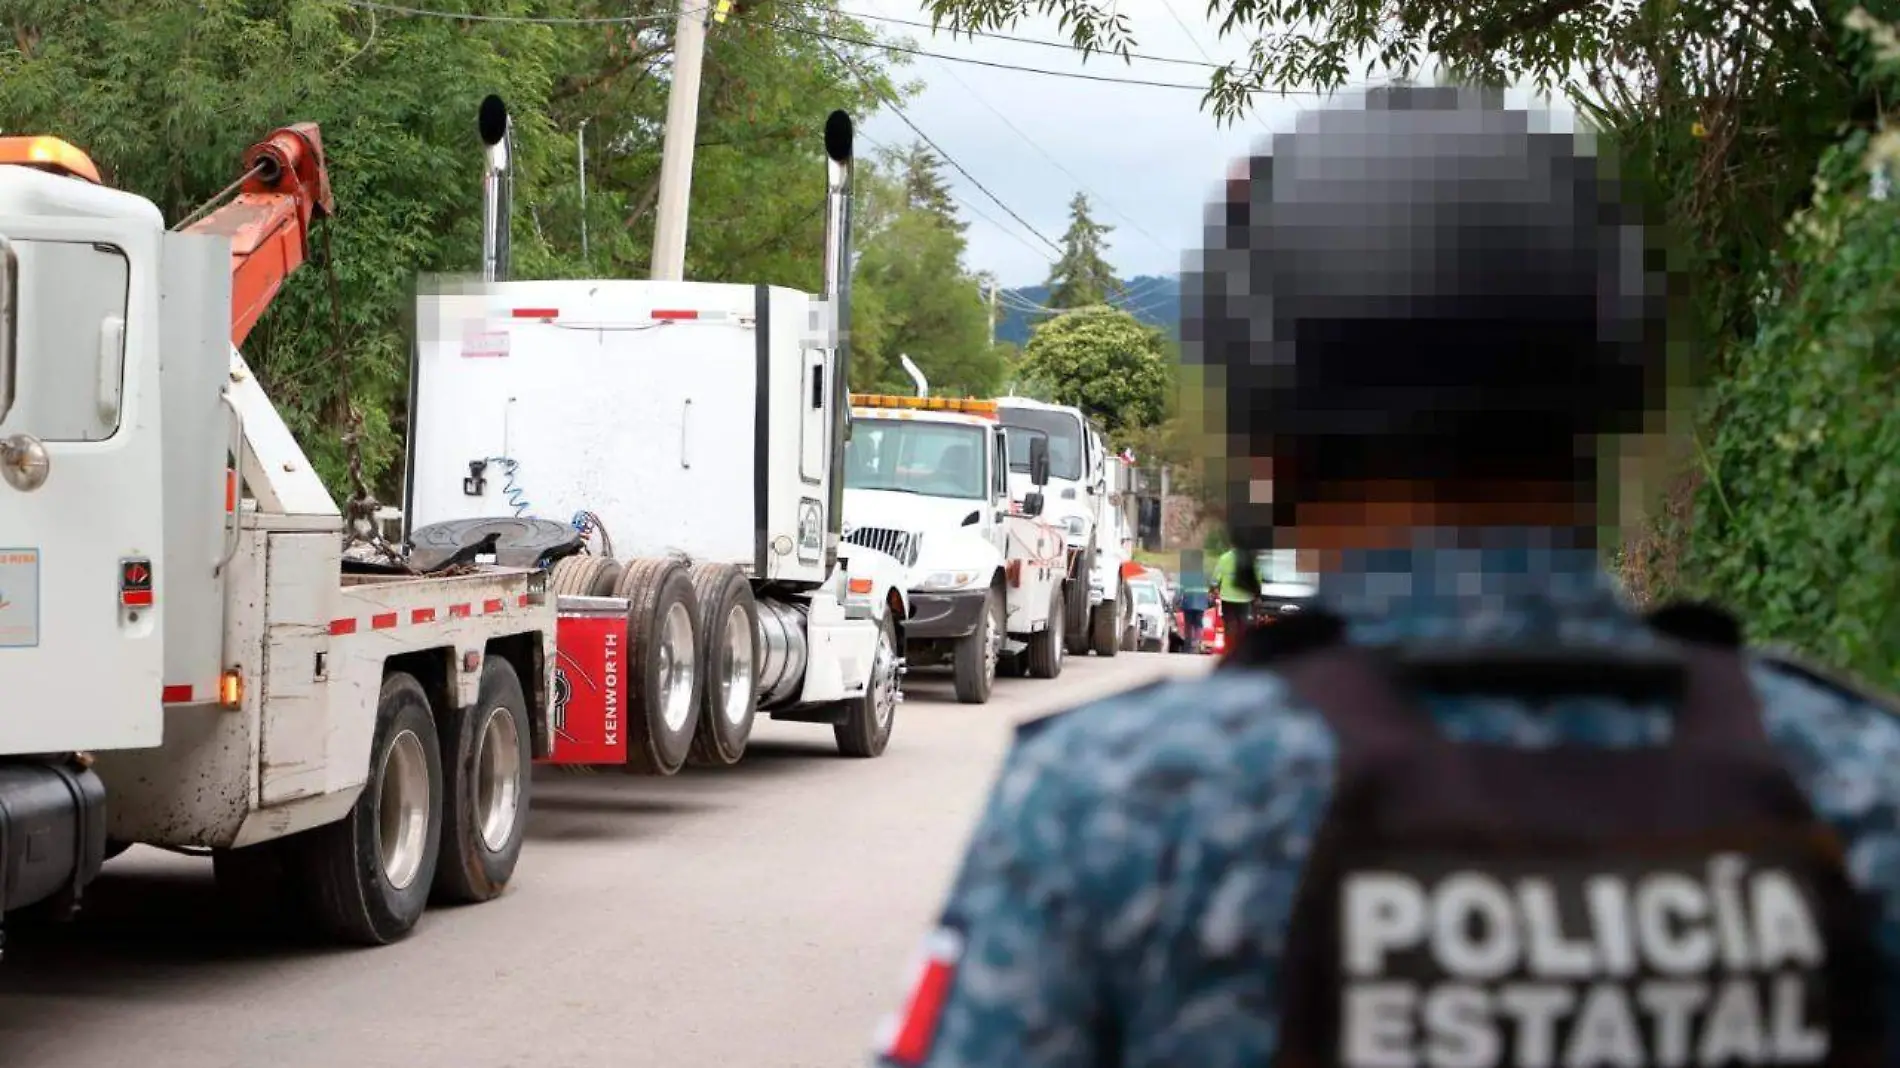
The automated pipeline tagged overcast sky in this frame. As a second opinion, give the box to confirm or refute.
[846,3,1574,290]
[850,0,1336,288]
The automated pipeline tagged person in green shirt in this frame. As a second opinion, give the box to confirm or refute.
[1210,547,1256,632]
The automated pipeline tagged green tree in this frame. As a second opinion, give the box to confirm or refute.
[900,143,962,233]
[848,155,1000,396]
[1019,306,1168,434]
[0,0,909,497]
[1044,192,1122,308]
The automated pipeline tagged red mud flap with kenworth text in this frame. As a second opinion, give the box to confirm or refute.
[543,598,628,765]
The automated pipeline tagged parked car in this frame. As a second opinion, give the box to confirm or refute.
[1125,576,1169,652]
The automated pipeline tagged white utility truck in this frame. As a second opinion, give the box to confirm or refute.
[0,123,557,950]
[842,393,1067,704]
[995,397,1128,658]
[403,100,907,769]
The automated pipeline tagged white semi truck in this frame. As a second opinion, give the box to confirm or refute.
[0,123,559,949]
[402,100,908,769]
[994,397,1129,659]
[842,393,1067,704]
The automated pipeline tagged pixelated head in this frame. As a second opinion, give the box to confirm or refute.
[1181,84,1672,555]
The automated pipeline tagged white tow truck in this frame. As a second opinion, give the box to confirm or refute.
[842,393,1067,704]
[0,123,558,949]
[994,397,1129,658]
[402,99,908,769]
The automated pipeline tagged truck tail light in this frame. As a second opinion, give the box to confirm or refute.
[219,669,243,709]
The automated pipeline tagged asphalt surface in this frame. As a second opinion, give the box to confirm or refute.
[0,650,1209,1068]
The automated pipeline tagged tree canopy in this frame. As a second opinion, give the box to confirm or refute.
[1018,305,1169,436]
[0,0,1003,493]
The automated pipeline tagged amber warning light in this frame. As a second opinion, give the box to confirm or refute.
[0,135,102,184]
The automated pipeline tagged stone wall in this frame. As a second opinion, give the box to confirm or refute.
[1162,492,1211,549]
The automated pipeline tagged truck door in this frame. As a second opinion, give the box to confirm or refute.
[0,222,166,753]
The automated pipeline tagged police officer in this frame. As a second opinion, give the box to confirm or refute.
[870,84,1900,1068]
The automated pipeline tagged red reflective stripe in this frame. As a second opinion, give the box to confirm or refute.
[511,307,558,319]
[650,309,698,320]
[121,590,154,608]
[330,618,357,636]
[483,598,505,615]
[517,593,529,607]
[412,607,436,624]
[162,685,194,703]
[371,612,399,630]
[450,603,472,618]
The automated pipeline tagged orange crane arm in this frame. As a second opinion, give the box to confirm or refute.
[184,124,336,349]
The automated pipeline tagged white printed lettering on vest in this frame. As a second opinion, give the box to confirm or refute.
[1752,871,1824,969]
[1346,872,1429,975]
[1339,865,1832,1068]
[1345,982,1417,1068]
[1423,984,1497,1068]
[1433,874,1521,980]
[1520,878,1596,978]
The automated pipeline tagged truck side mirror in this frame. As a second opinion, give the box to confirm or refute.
[1022,491,1045,517]
[1029,436,1050,487]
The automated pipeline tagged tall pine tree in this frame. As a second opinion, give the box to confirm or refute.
[901,143,964,234]
[1045,192,1122,308]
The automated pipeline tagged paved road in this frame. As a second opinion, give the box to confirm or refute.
[0,651,1208,1068]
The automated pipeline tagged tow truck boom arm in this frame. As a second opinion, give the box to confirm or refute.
[182,123,334,348]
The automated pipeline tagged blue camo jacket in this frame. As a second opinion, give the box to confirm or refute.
[871,530,1900,1067]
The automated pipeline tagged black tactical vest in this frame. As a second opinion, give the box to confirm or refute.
[1217,606,1887,1068]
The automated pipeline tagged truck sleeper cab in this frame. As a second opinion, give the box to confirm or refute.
[842,393,1066,706]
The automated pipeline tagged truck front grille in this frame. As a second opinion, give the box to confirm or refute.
[844,526,919,568]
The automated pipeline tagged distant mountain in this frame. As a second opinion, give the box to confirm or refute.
[994,274,1181,347]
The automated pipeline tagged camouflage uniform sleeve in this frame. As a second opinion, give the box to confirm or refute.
[1750,655,1900,1053]
[872,719,1113,1068]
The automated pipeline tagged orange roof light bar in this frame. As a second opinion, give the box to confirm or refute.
[849,393,998,418]
[0,135,102,184]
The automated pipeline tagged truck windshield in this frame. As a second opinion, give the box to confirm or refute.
[845,418,988,500]
[999,406,1082,481]
[1131,582,1159,605]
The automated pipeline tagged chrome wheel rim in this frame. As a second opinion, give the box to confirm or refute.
[659,600,697,734]
[474,703,523,852]
[377,728,431,891]
[871,625,899,732]
[721,604,754,728]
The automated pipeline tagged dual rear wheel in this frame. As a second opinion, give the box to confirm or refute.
[212,658,532,946]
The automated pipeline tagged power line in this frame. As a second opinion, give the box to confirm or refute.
[857,132,1056,265]
[817,4,1224,70]
[337,0,689,25]
[922,55,1173,255]
[817,36,1064,256]
[764,15,1210,89]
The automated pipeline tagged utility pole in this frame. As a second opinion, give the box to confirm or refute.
[577,118,590,264]
[987,279,998,346]
[651,0,710,281]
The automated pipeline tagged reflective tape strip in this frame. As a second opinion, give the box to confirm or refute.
[162,684,195,704]
[326,595,522,636]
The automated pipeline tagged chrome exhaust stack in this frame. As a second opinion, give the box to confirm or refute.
[478,94,513,282]
[822,111,854,572]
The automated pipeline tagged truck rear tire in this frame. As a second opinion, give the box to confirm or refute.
[302,671,445,946]
[1028,586,1065,679]
[550,554,624,597]
[835,614,899,758]
[1064,548,1095,655]
[687,563,759,768]
[616,557,703,776]
[432,657,531,905]
[1089,591,1123,658]
[953,588,1003,705]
